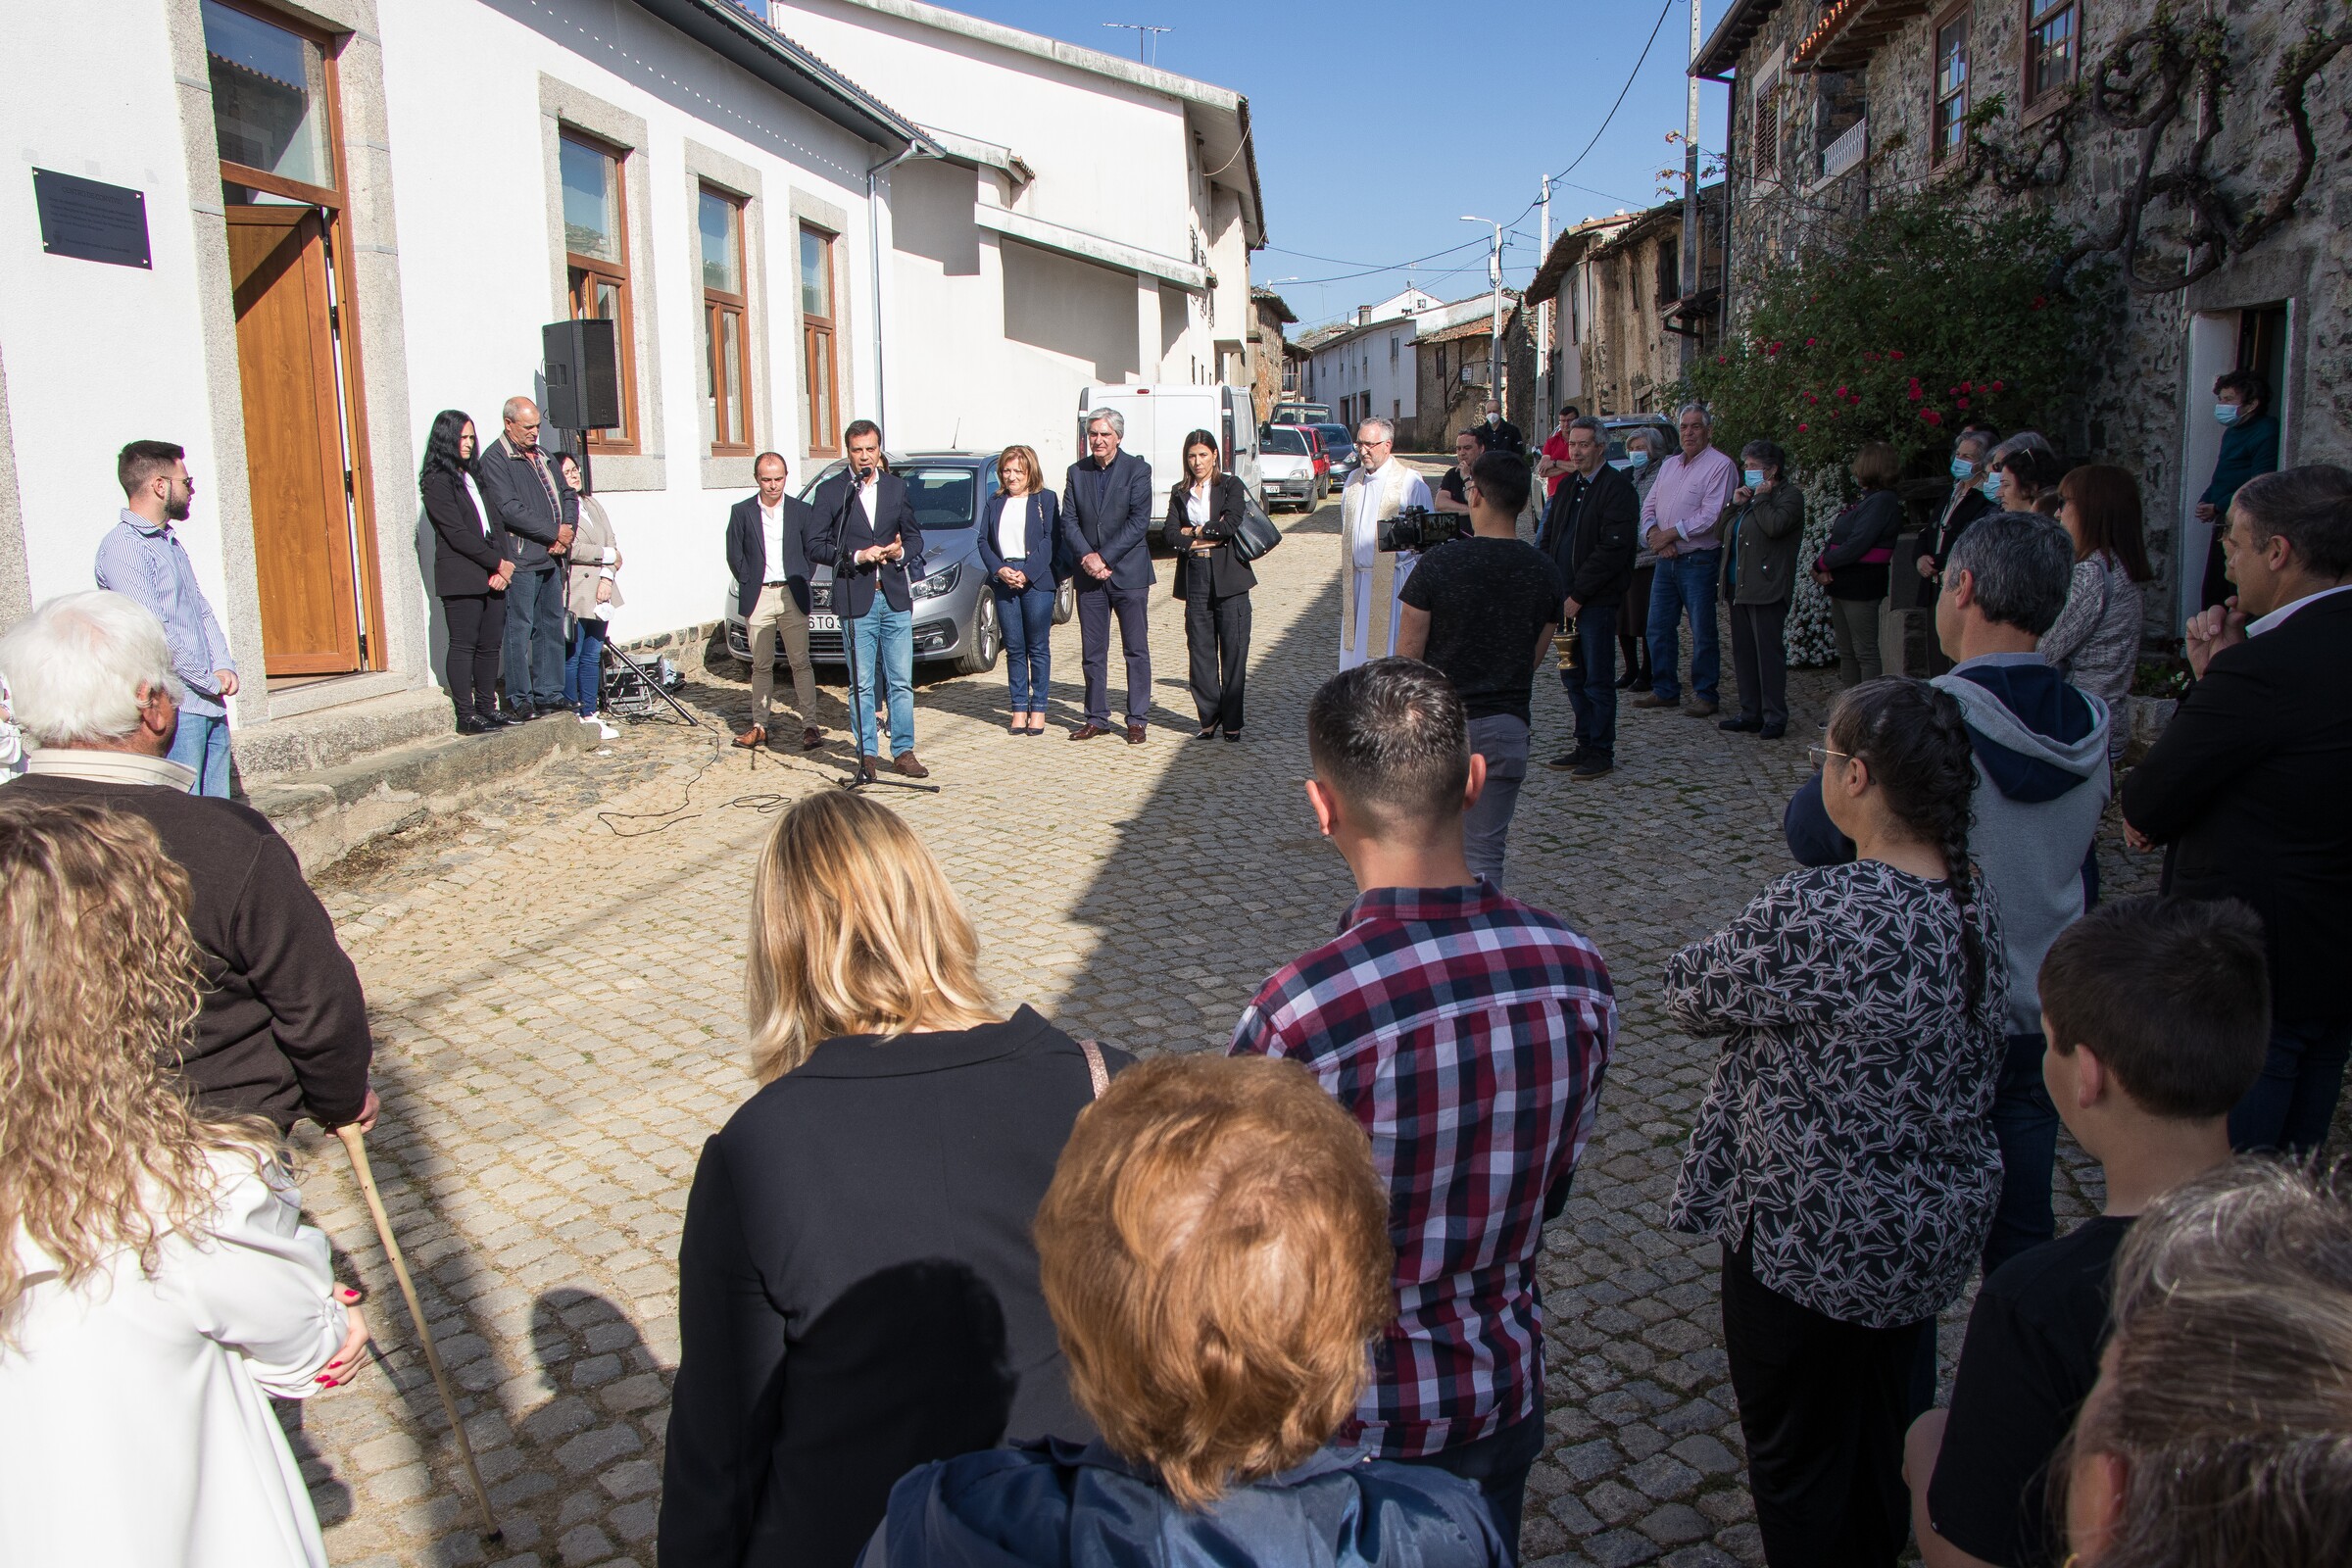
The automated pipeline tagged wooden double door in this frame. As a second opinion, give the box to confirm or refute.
[227,204,367,675]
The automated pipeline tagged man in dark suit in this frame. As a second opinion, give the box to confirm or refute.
[2122,464,2352,1152]
[475,395,577,719]
[1060,410,1156,743]
[726,452,824,751]
[1537,416,1639,779]
[808,420,928,780]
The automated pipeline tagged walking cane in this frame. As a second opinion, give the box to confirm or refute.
[336,1124,503,1545]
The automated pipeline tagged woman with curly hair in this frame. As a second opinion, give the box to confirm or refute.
[0,798,368,1568]
[1666,676,2006,1568]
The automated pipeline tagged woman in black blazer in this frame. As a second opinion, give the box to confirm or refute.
[418,409,515,733]
[1162,428,1257,739]
[975,444,1064,734]
[660,790,1130,1568]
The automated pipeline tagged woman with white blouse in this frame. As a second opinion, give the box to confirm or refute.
[976,444,1065,735]
[1161,429,1256,739]
[0,798,369,1568]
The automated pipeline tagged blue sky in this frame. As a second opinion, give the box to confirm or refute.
[911,0,1730,330]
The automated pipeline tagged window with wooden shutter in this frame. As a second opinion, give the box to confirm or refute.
[1753,70,1781,182]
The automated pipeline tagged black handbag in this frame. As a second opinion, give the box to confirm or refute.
[1230,495,1282,563]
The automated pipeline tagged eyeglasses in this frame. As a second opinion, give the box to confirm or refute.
[1805,745,1851,770]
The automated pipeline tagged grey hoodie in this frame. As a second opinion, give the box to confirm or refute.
[1935,656,2112,1037]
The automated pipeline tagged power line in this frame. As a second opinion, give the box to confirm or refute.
[1553,0,1675,181]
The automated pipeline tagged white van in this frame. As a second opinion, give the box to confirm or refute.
[1077,384,1264,512]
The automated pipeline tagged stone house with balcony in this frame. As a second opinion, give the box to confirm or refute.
[1410,301,1536,452]
[1524,188,1725,418]
[1692,0,2349,634]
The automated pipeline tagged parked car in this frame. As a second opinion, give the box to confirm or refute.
[1600,415,1678,471]
[1300,426,1332,499]
[1307,421,1359,483]
[1258,423,1321,512]
[1271,400,1333,427]
[721,451,1072,680]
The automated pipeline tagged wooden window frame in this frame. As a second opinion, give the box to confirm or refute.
[1752,69,1782,184]
[562,128,640,455]
[699,184,752,457]
[799,222,841,459]
[206,0,389,674]
[1931,2,1973,166]
[2023,0,2082,110]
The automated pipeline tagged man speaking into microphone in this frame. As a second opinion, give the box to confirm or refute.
[810,419,928,780]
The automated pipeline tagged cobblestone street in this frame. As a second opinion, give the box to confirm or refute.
[292,483,2145,1568]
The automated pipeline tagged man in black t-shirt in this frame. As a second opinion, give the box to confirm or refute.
[1396,450,1563,889]
[1905,897,2269,1568]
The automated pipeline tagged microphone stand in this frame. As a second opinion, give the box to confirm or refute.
[825,462,937,794]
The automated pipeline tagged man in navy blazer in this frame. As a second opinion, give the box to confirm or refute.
[808,420,929,779]
[726,453,824,751]
[1060,409,1156,742]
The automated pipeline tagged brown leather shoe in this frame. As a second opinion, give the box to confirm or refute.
[734,723,767,749]
[802,726,823,750]
[1684,701,1721,718]
[893,752,930,778]
[1069,722,1111,741]
[859,754,881,781]
[1125,721,1147,745]
[1631,693,1674,710]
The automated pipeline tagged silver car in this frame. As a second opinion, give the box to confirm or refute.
[722,451,1071,679]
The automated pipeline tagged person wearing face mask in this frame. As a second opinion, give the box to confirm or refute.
[2195,370,2279,610]
[1479,400,1525,457]
[1918,428,1999,589]
[1617,430,1662,689]
[1718,441,1803,739]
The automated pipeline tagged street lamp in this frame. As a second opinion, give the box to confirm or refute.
[1461,216,1504,418]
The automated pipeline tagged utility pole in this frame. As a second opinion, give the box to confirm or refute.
[1679,0,1703,371]
[1538,174,1552,422]
[1102,22,1170,64]
[1462,215,1504,417]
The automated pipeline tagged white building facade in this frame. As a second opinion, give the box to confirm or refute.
[1295,287,1441,432]
[773,0,1265,483]
[0,0,1262,769]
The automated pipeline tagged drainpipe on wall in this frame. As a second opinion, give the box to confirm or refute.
[866,143,923,431]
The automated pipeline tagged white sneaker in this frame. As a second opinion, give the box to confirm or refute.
[593,718,619,740]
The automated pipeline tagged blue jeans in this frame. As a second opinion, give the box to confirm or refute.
[564,617,608,716]
[997,584,1056,712]
[1646,548,1723,704]
[2230,1016,2352,1153]
[168,710,232,797]
[502,564,566,707]
[849,597,915,759]
[1984,1030,2059,1275]
[1561,602,1619,761]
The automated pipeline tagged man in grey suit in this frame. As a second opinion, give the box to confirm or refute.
[475,396,577,718]
[1060,410,1155,743]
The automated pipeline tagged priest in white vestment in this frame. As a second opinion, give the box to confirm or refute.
[1338,417,1435,669]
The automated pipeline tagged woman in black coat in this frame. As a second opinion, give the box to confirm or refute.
[418,409,515,733]
[1810,441,1906,688]
[1161,428,1256,739]
[660,790,1131,1568]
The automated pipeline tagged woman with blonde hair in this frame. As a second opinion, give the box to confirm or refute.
[0,798,368,1568]
[861,1054,1510,1568]
[661,789,1131,1568]
[976,443,1065,734]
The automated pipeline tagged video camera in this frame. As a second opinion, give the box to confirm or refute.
[1379,506,1467,554]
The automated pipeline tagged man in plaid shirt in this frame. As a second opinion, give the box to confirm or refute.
[1232,658,1616,1553]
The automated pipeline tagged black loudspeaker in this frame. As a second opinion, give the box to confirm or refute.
[542,318,621,430]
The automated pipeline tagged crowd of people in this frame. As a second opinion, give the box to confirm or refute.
[0,394,2349,1568]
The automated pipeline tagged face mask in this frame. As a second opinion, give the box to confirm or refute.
[1950,457,1976,481]
[1486,413,1499,424]
[1742,468,1765,488]
[1626,451,1649,468]
[1982,475,2003,502]
[2215,404,2240,426]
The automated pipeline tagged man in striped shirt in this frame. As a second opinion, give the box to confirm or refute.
[1232,658,1617,1555]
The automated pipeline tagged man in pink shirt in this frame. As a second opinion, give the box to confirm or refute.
[1635,404,1739,716]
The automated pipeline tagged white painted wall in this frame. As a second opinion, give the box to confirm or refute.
[378,0,881,651]
[775,0,1245,482]
[0,2,233,620]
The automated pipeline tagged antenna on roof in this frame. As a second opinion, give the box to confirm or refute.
[1102,22,1171,64]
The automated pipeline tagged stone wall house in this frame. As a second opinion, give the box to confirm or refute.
[1248,287,1298,422]
[1411,304,1536,451]
[1526,214,1638,420]
[1524,189,1725,417]
[1692,0,2349,639]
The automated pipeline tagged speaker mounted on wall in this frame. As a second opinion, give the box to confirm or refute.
[542,318,621,431]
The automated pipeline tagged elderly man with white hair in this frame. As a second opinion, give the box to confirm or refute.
[1338,417,1436,670]
[0,591,374,1133]
[1636,402,1739,717]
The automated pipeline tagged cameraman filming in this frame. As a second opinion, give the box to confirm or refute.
[1396,451,1564,888]
[1536,416,1638,780]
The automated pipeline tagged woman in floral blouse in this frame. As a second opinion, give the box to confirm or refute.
[1666,676,2004,1568]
